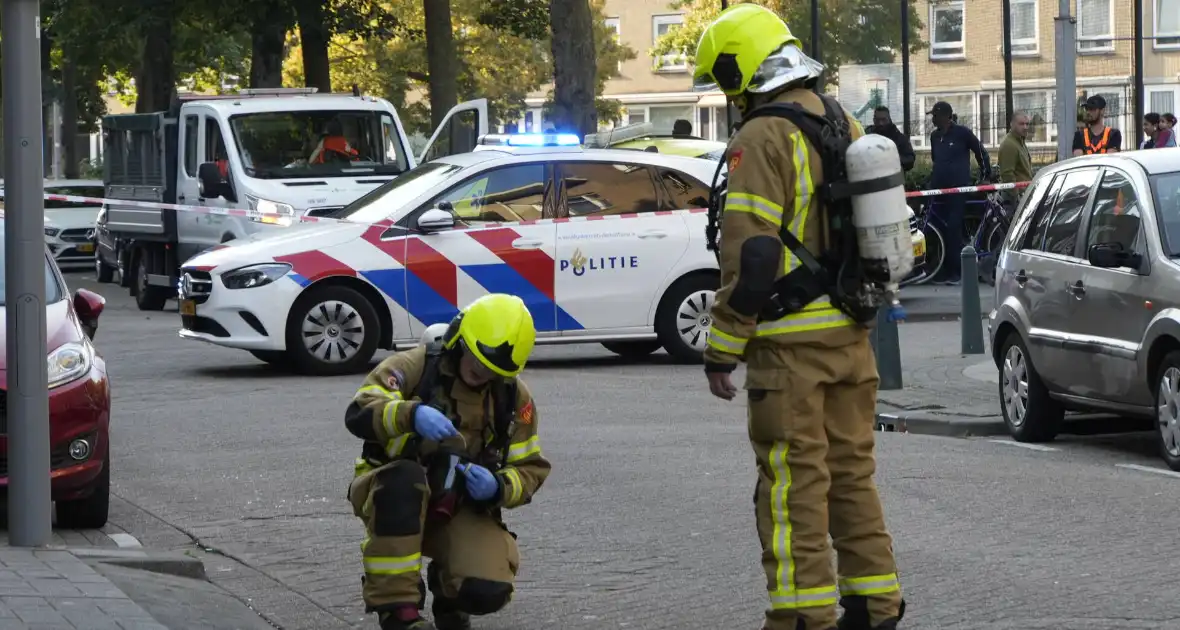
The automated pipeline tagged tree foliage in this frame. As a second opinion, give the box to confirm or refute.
[284,0,635,137]
[650,0,926,85]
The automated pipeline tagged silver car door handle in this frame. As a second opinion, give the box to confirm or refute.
[638,230,668,239]
[511,238,543,249]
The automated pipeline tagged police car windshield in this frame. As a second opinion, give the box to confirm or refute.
[326,162,464,223]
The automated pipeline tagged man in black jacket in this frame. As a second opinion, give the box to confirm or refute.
[867,106,916,172]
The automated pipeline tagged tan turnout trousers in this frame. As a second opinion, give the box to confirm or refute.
[348,459,520,613]
[746,336,903,630]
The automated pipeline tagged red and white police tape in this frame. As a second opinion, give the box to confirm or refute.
[18,179,1033,228]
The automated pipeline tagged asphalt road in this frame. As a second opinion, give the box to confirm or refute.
[57,270,1180,630]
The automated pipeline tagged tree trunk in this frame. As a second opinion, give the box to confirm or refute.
[135,9,176,113]
[61,54,80,179]
[423,0,458,128]
[298,0,332,92]
[249,2,291,89]
[548,0,597,136]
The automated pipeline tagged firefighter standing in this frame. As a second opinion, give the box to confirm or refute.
[694,6,905,630]
[344,294,551,630]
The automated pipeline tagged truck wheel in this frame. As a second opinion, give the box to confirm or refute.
[655,274,718,364]
[134,251,169,311]
[285,284,380,376]
[95,252,115,283]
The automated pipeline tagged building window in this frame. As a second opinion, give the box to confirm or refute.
[1012,91,1053,144]
[626,109,647,125]
[1155,0,1180,48]
[1077,0,1114,52]
[929,1,965,59]
[652,14,687,71]
[1011,0,1039,55]
[916,94,973,144]
[1149,88,1176,115]
[604,17,623,71]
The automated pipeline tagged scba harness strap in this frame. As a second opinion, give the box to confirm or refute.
[705,94,904,324]
[414,344,518,470]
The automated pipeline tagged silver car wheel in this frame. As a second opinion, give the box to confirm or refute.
[301,300,365,364]
[1157,367,1180,458]
[1002,344,1029,427]
[678,289,716,352]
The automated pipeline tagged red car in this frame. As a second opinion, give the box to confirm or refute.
[0,218,111,529]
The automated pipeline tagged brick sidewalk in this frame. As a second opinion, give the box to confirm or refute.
[0,548,165,629]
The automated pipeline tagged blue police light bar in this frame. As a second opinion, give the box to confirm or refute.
[504,133,582,146]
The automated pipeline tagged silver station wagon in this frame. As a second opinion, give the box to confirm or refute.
[988,149,1180,471]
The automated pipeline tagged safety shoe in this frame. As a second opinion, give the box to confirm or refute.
[379,606,437,630]
[836,597,905,630]
[431,601,472,630]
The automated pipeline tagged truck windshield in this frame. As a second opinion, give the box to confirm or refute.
[326,161,463,224]
[229,110,410,179]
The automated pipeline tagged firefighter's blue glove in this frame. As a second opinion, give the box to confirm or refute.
[413,405,459,441]
[458,463,498,501]
[886,303,907,323]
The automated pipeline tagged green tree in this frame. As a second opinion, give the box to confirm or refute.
[283,0,633,137]
[650,0,925,86]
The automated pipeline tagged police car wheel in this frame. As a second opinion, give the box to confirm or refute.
[285,284,380,376]
[601,341,661,359]
[655,274,718,364]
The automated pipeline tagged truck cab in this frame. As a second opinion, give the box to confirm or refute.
[94,88,487,310]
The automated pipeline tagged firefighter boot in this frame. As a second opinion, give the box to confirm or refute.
[378,606,437,630]
[836,596,905,630]
[428,562,472,630]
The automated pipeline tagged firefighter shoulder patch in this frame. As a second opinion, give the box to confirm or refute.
[728,148,743,171]
[518,400,535,425]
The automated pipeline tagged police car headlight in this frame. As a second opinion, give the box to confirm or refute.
[48,342,93,389]
[221,263,292,290]
[245,195,296,226]
[44,226,60,237]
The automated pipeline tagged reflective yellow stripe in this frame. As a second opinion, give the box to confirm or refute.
[498,467,523,506]
[769,441,793,594]
[770,585,840,609]
[763,441,839,609]
[756,297,853,336]
[726,192,784,226]
[785,130,813,273]
[506,436,540,463]
[363,553,422,576]
[382,397,405,437]
[706,327,748,355]
[353,457,374,478]
[385,433,413,458]
[355,384,391,398]
[839,573,901,596]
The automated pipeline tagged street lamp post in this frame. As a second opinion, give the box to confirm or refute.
[2,0,53,547]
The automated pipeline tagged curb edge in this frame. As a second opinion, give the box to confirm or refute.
[874,411,1007,437]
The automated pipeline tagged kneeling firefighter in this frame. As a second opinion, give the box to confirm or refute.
[695,5,911,630]
[344,293,551,630]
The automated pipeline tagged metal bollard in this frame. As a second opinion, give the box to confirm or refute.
[870,305,904,390]
[960,245,985,354]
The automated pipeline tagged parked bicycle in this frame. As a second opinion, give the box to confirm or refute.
[901,184,1012,287]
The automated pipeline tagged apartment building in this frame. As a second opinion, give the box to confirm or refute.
[514,0,733,140]
[908,0,1180,149]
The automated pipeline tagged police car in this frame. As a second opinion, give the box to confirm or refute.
[176,133,728,375]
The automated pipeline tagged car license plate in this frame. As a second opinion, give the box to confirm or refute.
[913,241,926,257]
[75,242,94,253]
[180,299,196,316]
